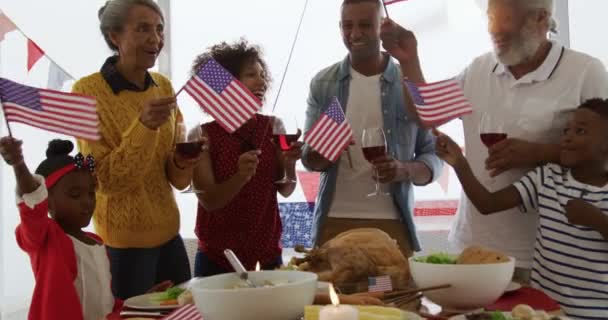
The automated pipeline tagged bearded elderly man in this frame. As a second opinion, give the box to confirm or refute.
[381,0,608,283]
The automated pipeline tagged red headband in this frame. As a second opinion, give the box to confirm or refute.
[44,153,96,188]
[45,164,77,189]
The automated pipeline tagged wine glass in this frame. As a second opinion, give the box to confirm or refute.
[362,128,390,197]
[273,115,300,184]
[175,122,205,193]
[479,112,507,185]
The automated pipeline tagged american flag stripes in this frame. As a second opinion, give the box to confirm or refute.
[184,58,262,133]
[0,77,99,140]
[304,97,353,162]
[162,304,202,320]
[405,78,473,126]
[368,275,393,293]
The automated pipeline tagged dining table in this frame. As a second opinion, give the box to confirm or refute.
[115,282,564,320]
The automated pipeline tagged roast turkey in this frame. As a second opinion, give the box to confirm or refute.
[292,228,410,291]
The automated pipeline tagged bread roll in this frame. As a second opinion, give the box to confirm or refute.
[456,245,510,264]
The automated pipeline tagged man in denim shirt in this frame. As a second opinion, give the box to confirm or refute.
[302,0,442,257]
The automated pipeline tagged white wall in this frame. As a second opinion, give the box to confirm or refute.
[569,0,608,66]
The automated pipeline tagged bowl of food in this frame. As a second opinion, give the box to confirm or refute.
[190,270,317,320]
[409,246,515,312]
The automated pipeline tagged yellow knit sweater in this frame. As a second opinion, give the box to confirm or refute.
[74,72,180,248]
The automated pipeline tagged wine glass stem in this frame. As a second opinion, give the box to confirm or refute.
[374,166,381,194]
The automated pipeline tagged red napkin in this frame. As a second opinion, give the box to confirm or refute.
[486,287,561,312]
[162,305,203,320]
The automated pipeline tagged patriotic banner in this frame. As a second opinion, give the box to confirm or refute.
[0,78,99,140]
[368,275,393,293]
[304,97,353,162]
[405,78,472,126]
[162,304,202,320]
[184,58,262,133]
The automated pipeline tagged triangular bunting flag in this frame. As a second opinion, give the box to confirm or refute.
[27,39,44,71]
[47,60,73,90]
[296,171,320,203]
[0,12,17,42]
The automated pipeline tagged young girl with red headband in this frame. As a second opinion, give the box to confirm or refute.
[0,137,120,319]
[0,137,172,319]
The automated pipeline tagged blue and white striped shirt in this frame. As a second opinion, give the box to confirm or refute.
[514,164,608,319]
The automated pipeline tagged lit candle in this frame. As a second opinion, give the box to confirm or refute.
[255,261,261,272]
[319,283,359,320]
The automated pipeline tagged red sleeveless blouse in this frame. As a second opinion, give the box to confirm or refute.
[195,115,282,270]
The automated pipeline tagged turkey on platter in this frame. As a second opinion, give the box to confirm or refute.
[292,228,410,291]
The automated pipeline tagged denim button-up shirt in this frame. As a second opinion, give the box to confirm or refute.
[302,55,443,251]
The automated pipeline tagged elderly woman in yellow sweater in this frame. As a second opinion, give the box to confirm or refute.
[74,0,200,299]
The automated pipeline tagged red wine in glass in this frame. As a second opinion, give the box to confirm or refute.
[361,128,390,197]
[480,133,507,148]
[273,134,300,151]
[176,141,203,159]
[362,145,387,163]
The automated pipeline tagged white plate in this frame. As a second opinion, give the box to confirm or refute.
[449,311,512,320]
[504,281,522,293]
[123,292,180,310]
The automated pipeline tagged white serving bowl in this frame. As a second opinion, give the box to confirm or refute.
[190,270,317,320]
[409,256,515,312]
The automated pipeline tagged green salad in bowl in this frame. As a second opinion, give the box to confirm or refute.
[414,253,458,264]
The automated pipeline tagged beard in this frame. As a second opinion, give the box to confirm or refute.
[493,20,543,66]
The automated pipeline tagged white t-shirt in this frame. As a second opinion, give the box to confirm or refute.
[330,68,399,219]
[70,236,115,320]
[450,41,608,268]
[514,164,608,318]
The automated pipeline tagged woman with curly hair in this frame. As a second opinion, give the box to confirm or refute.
[190,39,303,276]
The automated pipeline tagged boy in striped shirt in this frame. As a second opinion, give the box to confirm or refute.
[435,98,608,319]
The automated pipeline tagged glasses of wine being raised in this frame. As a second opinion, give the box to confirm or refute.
[479,112,507,148]
[362,128,390,197]
[272,115,301,184]
[175,122,205,193]
[479,112,507,186]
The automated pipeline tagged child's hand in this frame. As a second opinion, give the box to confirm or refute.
[0,136,24,166]
[433,129,464,167]
[565,199,603,228]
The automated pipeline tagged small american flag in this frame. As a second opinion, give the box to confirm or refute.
[368,275,393,293]
[304,97,353,162]
[184,58,262,133]
[0,77,99,140]
[162,304,202,320]
[405,78,472,126]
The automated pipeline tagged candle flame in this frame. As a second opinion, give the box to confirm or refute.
[255,261,261,272]
[329,283,340,306]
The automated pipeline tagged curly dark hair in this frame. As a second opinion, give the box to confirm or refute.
[191,39,271,88]
[578,98,608,119]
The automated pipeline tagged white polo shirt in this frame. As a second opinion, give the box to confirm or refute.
[449,41,608,268]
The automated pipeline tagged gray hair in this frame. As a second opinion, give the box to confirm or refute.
[98,0,164,51]
[518,0,558,33]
